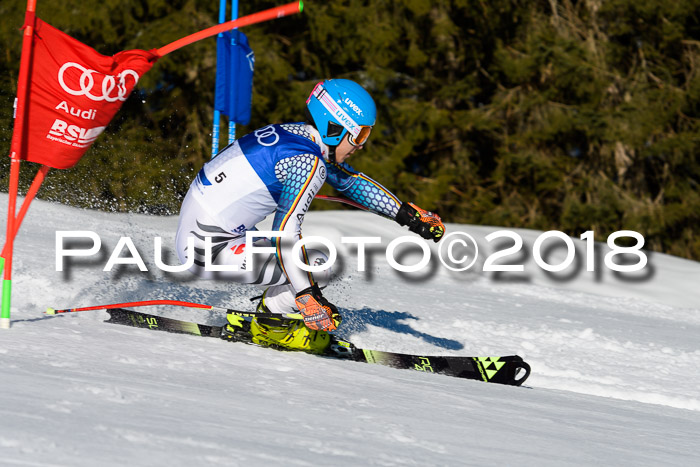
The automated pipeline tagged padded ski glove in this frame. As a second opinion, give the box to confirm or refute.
[395,202,445,243]
[295,284,342,332]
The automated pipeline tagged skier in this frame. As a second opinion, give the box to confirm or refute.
[175,79,445,353]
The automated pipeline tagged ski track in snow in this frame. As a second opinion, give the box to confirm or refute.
[1,194,699,466]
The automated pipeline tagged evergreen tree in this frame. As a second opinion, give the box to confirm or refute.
[1,0,699,260]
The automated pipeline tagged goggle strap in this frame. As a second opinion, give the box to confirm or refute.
[312,84,362,140]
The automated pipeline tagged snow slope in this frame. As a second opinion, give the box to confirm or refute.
[1,194,699,466]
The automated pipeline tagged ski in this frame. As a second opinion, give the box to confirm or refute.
[105,308,531,386]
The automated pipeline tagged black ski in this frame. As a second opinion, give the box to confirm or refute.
[105,308,531,386]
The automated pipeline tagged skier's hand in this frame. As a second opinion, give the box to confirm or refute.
[295,284,342,331]
[395,202,445,243]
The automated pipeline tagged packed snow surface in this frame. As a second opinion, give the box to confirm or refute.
[1,194,699,466]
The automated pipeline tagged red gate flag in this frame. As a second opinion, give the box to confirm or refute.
[18,18,158,169]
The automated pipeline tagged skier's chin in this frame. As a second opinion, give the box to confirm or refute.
[337,148,358,163]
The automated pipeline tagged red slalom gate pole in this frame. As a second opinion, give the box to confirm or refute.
[156,1,303,57]
[2,0,38,329]
[0,165,50,261]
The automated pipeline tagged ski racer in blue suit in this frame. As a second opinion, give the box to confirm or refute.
[176,79,445,353]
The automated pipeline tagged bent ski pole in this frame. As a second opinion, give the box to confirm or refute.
[314,195,369,211]
[46,299,302,320]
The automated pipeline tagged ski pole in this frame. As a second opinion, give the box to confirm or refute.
[315,195,369,211]
[46,299,302,320]
[314,195,395,220]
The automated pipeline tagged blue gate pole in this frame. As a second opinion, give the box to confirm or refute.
[229,0,239,144]
[212,0,227,157]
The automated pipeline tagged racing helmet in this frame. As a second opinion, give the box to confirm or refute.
[305,79,376,148]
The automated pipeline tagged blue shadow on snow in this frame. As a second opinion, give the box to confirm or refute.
[337,307,463,351]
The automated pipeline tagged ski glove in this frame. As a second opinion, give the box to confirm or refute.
[395,202,445,243]
[295,284,342,332]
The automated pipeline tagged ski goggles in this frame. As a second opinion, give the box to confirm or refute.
[311,83,373,146]
[348,124,372,147]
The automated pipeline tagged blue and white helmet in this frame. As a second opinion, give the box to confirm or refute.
[306,79,376,147]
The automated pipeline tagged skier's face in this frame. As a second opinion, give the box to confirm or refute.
[335,134,363,163]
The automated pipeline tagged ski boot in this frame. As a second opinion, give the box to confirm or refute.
[219,290,273,343]
[220,312,252,342]
[248,289,332,354]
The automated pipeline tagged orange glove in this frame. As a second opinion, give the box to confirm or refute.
[295,284,342,331]
[396,202,445,242]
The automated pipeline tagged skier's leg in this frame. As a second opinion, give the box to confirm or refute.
[245,248,332,353]
[257,249,331,314]
[176,201,332,353]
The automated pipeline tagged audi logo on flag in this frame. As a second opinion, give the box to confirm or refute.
[58,62,140,103]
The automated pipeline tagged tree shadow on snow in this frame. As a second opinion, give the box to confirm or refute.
[337,307,463,351]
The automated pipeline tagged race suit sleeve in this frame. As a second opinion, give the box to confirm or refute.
[271,154,327,293]
[325,161,402,219]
